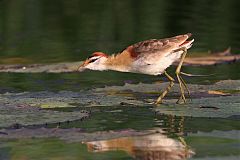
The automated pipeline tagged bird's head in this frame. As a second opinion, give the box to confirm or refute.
[78,52,108,72]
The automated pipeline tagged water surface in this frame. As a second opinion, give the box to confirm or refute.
[0,0,239,159]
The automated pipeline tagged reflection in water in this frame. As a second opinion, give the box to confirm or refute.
[86,132,194,160]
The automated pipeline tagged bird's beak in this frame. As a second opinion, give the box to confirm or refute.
[77,60,89,72]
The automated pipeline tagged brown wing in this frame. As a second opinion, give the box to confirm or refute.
[126,33,192,58]
[133,39,167,54]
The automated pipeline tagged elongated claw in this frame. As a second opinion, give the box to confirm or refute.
[179,76,190,96]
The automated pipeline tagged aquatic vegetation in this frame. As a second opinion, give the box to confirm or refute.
[0,80,239,129]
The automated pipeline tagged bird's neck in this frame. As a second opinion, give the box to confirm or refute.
[104,51,133,72]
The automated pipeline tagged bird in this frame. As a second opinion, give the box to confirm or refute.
[78,33,194,104]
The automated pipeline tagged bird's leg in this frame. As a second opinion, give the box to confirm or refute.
[179,75,191,99]
[175,47,189,104]
[155,71,174,104]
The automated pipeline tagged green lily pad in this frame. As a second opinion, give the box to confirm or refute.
[0,91,92,128]
[94,80,240,118]
[0,90,143,128]
[1,80,239,128]
[0,62,82,73]
[155,95,240,118]
[95,80,240,94]
[0,106,89,128]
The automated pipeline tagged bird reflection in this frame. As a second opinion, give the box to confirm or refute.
[86,132,194,160]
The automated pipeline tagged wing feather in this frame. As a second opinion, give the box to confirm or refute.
[125,33,192,59]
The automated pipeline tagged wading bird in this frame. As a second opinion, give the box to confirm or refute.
[78,33,194,104]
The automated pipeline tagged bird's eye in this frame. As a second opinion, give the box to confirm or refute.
[89,58,98,63]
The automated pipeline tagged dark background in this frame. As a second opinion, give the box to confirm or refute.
[0,0,239,92]
[0,0,239,63]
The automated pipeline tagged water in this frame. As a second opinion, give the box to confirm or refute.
[0,0,240,159]
[0,0,240,63]
[0,106,239,159]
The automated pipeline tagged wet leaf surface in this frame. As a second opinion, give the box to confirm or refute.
[0,80,239,129]
[0,80,239,160]
[95,80,240,118]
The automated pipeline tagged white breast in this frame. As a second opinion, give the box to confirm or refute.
[131,50,183,75]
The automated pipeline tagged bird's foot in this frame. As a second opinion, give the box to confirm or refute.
[176,95,186,104]
[155,99,163,104]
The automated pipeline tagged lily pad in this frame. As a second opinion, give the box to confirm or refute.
[0,90,143,128]
[0,91,92,128]
[155,95,240,118]
[0,62,81,73]
[1,80,239,128]
[0,106,89,128]
[94,80,240,118]
[95,80,240,94]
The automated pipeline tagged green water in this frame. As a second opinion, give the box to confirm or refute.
[0,0,240,63]
[0,0,240,159]
[0,106,240,159]
[0,62,240,92]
